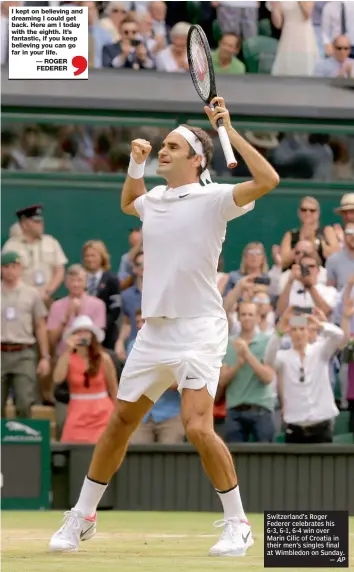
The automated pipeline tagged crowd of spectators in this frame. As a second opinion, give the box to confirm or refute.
[1,0,353,445]
[1,191,354,445]
[1,2,354,179]
[2,1,353,76]
[2,122,354,182]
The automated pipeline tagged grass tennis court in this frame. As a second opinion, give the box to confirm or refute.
[2,511,354,572]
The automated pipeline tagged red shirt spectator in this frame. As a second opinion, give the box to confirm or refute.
[53,315,117,444]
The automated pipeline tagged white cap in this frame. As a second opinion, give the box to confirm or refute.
[63,315,104,343]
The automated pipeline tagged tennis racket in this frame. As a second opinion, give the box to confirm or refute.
[187,24,237,169]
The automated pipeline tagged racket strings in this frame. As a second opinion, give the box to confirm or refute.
[189,30,211,102]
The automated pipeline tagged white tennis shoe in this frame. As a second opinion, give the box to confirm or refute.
[209,517,254,557]
[49,509,96,552]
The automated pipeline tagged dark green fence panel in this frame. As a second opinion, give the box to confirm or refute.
[51,444,354,514]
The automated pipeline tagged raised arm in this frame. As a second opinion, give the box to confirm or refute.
[205,97,280,207]
[279,230,295,270]
[269,1,284,29]
[298,1,314,19]
[321,226,340,259]
[340,299,354,346]
[309,315,346,360]
[121,139,151,216]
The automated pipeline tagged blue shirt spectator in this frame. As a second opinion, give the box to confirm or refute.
[224,242,269,297]
[122,284,142,344]
[118,228,142,281]
[143,389,181,424]
[314,35,354,78]
[315,55,354,77]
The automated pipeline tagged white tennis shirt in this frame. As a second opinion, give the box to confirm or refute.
[134,182,254,319]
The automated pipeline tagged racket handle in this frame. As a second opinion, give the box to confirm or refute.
[217,122,237,169]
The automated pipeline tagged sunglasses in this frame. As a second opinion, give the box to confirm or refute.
[299,366,305,383]
[335,46,350,51]
[247,249,263,255]
[253,297,270,304]
[300,207,317,213]
[112,9,126,14]
[123,29,137,35]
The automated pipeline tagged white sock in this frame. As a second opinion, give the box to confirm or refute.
[74,476,108,517]
[216,485,247,522]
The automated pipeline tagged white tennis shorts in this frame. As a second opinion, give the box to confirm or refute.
[118,316,228,403]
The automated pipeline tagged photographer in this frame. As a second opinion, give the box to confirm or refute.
[53,316,118,444]
[102,15,155,70]
[265,307,347,443]
[276,252,338,317]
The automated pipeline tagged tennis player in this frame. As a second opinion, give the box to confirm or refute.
[50,97,279,557]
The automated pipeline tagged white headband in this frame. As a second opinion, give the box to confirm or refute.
[172,125,212,185]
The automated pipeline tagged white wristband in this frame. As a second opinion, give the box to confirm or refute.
[128,154,146,179]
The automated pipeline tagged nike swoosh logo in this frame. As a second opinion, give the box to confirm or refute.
[186,376,198,380]
[80,522,95,539]
[242,531,251,543]
[179,194,190,198]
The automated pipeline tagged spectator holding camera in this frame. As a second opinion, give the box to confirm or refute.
[270,239,327,297]
[53,316,117,444]
[217,301,275,443]
[103,15,155,70]
[276,252,338,317]
[265,307,346,443]
[326,222,354,292]
[224,241,270,297]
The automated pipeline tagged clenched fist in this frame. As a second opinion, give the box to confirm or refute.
[131,139,152,164]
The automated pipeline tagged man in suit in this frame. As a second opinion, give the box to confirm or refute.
[82,241,121,350]
[103,14,155,70]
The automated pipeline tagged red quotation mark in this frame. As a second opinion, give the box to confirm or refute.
[72,55,87,76]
